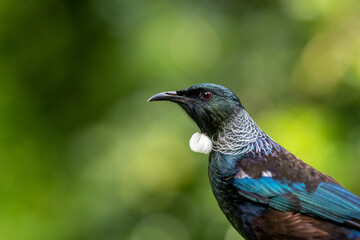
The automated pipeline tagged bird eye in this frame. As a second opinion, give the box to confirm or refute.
[201,91,213,100]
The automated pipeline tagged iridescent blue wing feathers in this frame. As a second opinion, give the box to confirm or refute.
[233,172,360,228]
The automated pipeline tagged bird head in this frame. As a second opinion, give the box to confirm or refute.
[148,83,243,137]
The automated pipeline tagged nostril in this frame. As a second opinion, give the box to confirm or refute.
[165,91,177,96]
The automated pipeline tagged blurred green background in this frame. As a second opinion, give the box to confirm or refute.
[1,0,360,239]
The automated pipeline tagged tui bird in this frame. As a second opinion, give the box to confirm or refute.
[148,83,360,240]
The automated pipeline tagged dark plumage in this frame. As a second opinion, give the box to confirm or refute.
[148,83,360,240]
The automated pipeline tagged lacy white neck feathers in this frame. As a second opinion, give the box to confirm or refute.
[212,108,276,156]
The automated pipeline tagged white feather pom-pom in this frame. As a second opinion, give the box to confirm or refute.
[189,132,213,154]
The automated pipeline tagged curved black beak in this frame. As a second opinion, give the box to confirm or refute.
[147,91,189,103]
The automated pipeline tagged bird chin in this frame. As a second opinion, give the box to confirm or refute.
[189,132,213,154]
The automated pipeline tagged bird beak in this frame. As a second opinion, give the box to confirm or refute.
[147,91,189,103]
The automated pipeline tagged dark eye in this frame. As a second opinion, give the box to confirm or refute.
[201,91,213,100]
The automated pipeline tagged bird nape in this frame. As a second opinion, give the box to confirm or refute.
[148,83,360,240]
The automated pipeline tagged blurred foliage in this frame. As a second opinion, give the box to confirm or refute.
[1,0,360,239]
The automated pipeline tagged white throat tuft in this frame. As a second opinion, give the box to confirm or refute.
[189,132,213,154]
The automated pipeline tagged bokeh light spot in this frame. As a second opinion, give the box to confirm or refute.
[170,20,221,73]
[130,214,189,240]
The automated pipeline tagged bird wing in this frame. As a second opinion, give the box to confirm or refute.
[233,176,360,229]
